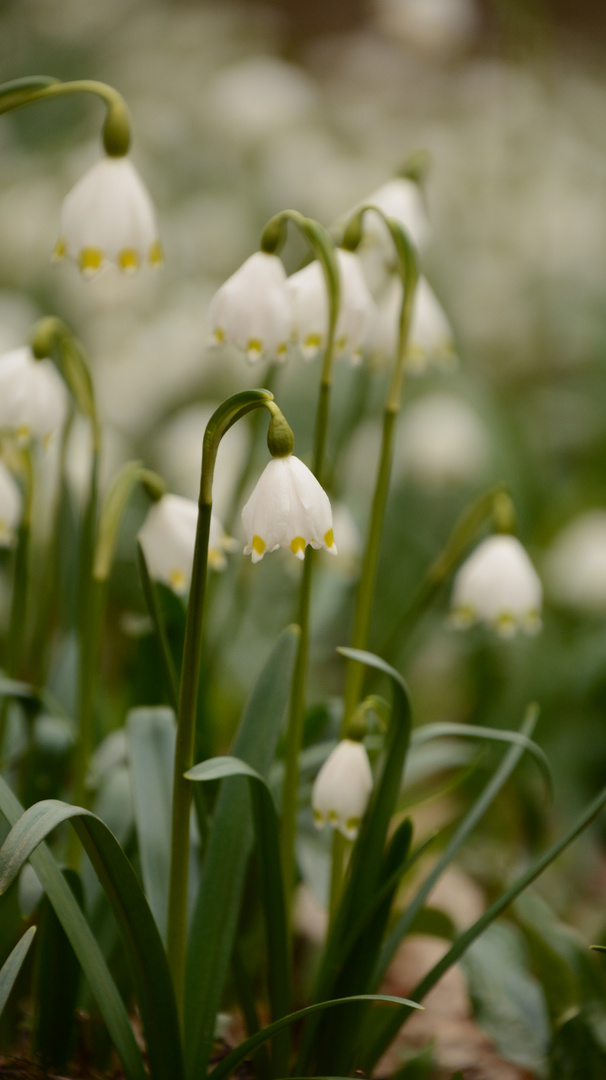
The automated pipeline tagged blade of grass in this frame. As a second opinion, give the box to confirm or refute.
[0,926,36,1018]
[184,625,299,1080]
[0,776,147,1080]
[127,706,176,943]
[375,704,540,987]
[361,781,606,1073]
[186,756,291,1076]
[0,797,183,1080]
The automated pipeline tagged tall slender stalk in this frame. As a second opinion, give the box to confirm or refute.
[165,390,275,1022]
[260,211,341,900]
[341,212,419,727]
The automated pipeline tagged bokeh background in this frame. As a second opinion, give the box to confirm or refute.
[3,2,606,1070]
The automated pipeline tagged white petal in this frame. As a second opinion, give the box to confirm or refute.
[451,535,543,635]
[0,347,68,444]
[208,252,293,363]
[312,740,373,839]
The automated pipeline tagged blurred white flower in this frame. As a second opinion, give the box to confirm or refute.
[312,738,373,841]
[398,393,490,489]
[370,275,457,373]
[544,511,606,614]
[376,0,478,57]
[0,347,68,446]
[451,535,542,638]
[287,248,376,365]
[358,176,431,254]
[0,462,22,547]
[53,156,162,276]
[242,454,337,563]
[138,493,234,593]
[208,252,293,363]
[206,56,318,145]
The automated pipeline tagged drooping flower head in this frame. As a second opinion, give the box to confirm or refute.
[0,461,22,547]
[287,248,376,365]
[53,156,162,276]
[138,493,235,594]
[451,534,542,637]
[312,738,373,840]
[242,453,337,563]
[0,346,68,446]
[370,274,457,373]
[208,251,293,364]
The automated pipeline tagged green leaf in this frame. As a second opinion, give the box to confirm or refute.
[298,648,413,1075]
[127,706,176,943]
[184,625,299,1080]
[411,720,552,802]
[208,994,423,1080]
[375,705,541,987]
[0,925,36,1018]
[0,796,183,1080]
[361,780,606,1073]
[461,922,550,1075]
[0,776,146,1080]
[33,868,83,1070]
[186,755,291,1076]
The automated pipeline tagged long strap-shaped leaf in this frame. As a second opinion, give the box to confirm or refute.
[374,705,539,987]
[0,778,147,1080]
[185,756,291,1076]
[0,797,183,1080]
[361,781,606,1073]
[0,925,36,1017]
[296,648,412,1075]
[208,993,423,1080]
[410,720,552,799]
[185,625,299,1080]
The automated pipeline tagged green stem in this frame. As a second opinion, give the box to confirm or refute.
[263,211,340,900]
[341,211,419,728]
[0,78,131,156]
[165,390,275,1022]
[0,450,34,756]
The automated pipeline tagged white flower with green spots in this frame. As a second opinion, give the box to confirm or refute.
[208,251,293,363]
[312,738,373,841]
[242,454,337,563]
[53,156,162,276]
[451,534,542,637]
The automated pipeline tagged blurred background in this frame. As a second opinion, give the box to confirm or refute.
[3,2,606,1067]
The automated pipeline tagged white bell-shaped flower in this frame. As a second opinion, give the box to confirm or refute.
[0,461,22,547]
[312,738,373,841]
[0,347,68,446]
[370,275,457,373]
[53,156,163,276]
[242,454,337,563]
[451,535,542,638]
[208,251,293,363]
[544,511,606,615]
[287,249,376,365]
[138,493,234,594]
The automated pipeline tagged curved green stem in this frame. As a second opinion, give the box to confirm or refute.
[0,77,131,155]
[262,211,341,899]
[341,209,419,728]
[166,389,275,1022]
